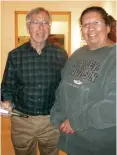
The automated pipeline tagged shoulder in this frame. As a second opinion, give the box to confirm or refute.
[68,46,86,60]
[9,42,30,56]
[105,44,116,63]
[109,44,116,55]
[46,43,68,59]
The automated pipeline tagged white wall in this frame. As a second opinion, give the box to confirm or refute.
[1,0,116,76]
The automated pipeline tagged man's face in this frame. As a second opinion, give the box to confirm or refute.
[27,11,51,44]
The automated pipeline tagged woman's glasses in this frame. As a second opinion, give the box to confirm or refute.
[81,20,104,29]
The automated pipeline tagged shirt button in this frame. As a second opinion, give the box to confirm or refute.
[39,85,41,87]
[37,111,40,114]
[38,98,40,101]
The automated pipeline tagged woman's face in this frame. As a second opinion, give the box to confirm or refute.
[81,11,110,49]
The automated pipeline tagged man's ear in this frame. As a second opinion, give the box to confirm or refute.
[26,24,29,34]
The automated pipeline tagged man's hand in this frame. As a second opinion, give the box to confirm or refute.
[1,101,12,113]
[59,119,75,134]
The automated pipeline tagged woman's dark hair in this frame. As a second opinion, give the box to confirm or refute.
[108,15,116,25]
[79,6,111,26]
[108,15,116,42]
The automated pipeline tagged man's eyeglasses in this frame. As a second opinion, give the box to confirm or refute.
[27,20,51,27]
[81,20,104,29]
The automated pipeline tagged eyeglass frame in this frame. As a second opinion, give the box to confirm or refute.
[81,20,105,29]
[27,20,51,27]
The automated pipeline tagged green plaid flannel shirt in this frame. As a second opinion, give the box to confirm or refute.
[1,41,68,115]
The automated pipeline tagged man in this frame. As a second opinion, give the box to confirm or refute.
[1,7,68,155]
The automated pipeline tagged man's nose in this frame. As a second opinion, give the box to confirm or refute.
[37,23,44,29]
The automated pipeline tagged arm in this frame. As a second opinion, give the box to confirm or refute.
[1,52,17,107]
[51,85,75,134]
[50,84,67,129]
[67,66,116,131]
[50,49,68,128]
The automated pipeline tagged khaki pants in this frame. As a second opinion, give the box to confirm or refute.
[11,114,60,155]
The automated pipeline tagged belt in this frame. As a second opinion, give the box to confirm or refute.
[12,109,50,117]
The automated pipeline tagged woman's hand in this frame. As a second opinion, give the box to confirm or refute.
[59,119,75,134]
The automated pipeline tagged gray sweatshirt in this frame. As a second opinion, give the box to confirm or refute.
[50,45,116,155]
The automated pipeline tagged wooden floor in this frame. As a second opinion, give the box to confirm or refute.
[1,117,66,155]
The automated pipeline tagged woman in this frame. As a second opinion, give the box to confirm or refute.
[50,6,116,155]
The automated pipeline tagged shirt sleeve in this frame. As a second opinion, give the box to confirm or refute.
[67,65,116,131]
[1,52,17,102]
[50,83,67,129]
[50,62,68,129]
